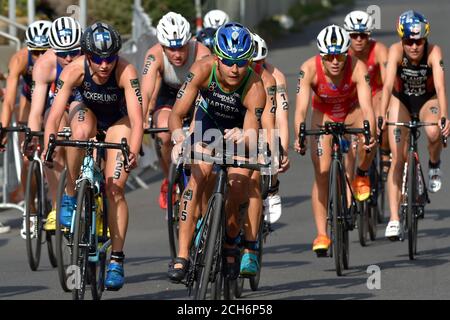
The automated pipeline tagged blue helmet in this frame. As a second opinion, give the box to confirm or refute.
[397,10,430,39]
[196,27,216,51]
[214,22,254,60]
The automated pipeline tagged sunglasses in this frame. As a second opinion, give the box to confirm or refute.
[321,53,347,62]
[402,38,426,47]
[349,33,369,40]
[89,54,119,65]
[56,49,82,58]
[30,50,46,56]
[219,57,250,67]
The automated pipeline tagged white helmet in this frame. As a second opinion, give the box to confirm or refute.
[203,9,229,29]
[49,17,82,52]
[317,25,351,55]
[252,33,268,61]
[25,20,52,50]
[344,10,374,33]
[157,12,192,48]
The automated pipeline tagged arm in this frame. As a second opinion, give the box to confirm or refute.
[430,45,449,136]
[1,52,24,129]
[169,61,208,144]
[241,78,266,152]
[195,42,212,59]
[380,44,401,122]
[260,73,276,153]
[122,64,144,158]
[273,70,290,156]
[141,48,162,126]
[294,61,313,152]
[28,59,53,132]
[44,64,80,152]
[376,42,389,84]
[354,60,375,136]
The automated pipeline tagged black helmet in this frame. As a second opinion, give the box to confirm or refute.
[196,27,216,51]
[81,22,122,58]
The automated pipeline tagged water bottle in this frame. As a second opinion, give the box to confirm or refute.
[340,138,350,153]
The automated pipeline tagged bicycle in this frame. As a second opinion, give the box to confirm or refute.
[299,120,371,276]
[0,123,57,271]
[46,132,131,300]
[385,117,446,260]
[180,141,270,300]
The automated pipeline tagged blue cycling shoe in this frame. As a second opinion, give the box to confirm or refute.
[60,194,76,228]
[105,262,125,291]
[240,252,259,276]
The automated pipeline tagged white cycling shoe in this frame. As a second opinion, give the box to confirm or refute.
[263,194,282,223]
[20,215,37,240]
[428,167,442,193]
[385,220,401,241]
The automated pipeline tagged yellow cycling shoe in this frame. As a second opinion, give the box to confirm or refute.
[352,175,371,202]
[312,235,331,257]
[44,210,56,231]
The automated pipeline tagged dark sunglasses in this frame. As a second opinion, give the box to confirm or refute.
[30,50,46,56]
[56,49,81,58]
[89,54,119,64]
[349,33,369,40]
[219,57,250,67]
[402,38,426,46]
[321,53,347,62]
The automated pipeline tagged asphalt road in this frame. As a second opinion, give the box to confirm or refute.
[2,0,450,300]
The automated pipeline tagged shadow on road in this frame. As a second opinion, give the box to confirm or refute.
[282,195,309,208]
[0,239,9,248]
[0,286,48,298]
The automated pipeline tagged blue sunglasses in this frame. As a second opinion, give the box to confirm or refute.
[89,54,118,64]
[56,49,81,58]
[219,57,250,67]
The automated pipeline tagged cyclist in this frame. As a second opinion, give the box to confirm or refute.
[0,20,51,206]
[294,25,376,255]
[167,22,266,283]
[203,9,230,30]
[239,33,290,276]
[141,12,210,210]
[43,22,143,290]
[27,16,83,231]
[252,32,291,223]
[344,10,389,180]
[196,27,217,52]
[379,11,450,240]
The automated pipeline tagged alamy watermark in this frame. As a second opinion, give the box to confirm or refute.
[366,265,381,290]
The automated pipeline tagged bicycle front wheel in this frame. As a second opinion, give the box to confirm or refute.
[330,160,345,276]
[407,152,418,260]
[72,180,93,300]
[24,160,44,271]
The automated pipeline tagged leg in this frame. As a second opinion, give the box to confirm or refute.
[419,98,443,192]
[310,109,333,253]
[153,107,174,209]
[168,160,213,282]
[385,96,410,239]
[241,170,262,275]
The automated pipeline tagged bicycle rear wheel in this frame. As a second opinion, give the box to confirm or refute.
[72,180,92,300]
[167,163,184,259]
[249,216,264,291]
[55,168,72,292]
[24,160,43,271]
[407,152,418,260]
[357,200,369,247]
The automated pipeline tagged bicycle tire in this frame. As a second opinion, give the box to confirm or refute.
[24,159,43,271]
[55,168,72,292]
[407,152,418,260]
[357,200,368,247]
[89,191,108,301]
[194,193,223,300]
[167,163,183,260]
[331,160,344,276]
[72,180,92,300]
[235,277,244,298]
[46,231,57,268]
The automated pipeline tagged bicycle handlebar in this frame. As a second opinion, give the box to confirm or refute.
[184,150,271,171]
[45,133,131,172]
[298,120,371,155]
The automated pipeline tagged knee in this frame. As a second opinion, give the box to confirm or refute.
[427,128,441,144]
[71,126,91,141]
[105,182,125,203]
[156,132,171,146]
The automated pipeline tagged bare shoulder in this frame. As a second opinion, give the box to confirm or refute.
[195,41,211,59]
[60,56,85,82]
[270,65,287,85]
[9,48,28,72]
[428,43,443,59]
[260,67,276,87]
[33,50,56,76]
